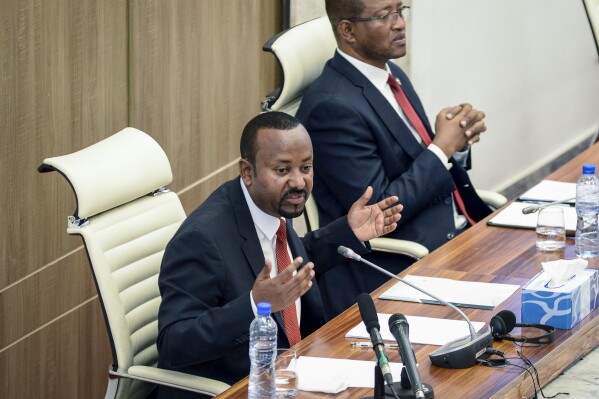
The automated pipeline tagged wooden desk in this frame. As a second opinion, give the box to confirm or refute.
[217,144,599,399]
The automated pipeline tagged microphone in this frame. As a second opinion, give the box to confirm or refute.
[521,197,575,214]
[357,293,395,388]
[338,246,492,369]
[388,314,425,399]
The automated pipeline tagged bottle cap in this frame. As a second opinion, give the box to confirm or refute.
[583,164,596,175]
[256,302,272,316]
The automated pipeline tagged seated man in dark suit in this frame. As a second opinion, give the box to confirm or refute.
[156,111,403,398]
[296,0,493,318]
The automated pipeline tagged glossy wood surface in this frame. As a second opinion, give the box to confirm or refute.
[216,144,599,399]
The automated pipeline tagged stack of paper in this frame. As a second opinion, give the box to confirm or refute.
[344,313,485,345]
[296,356,404,391]
[518,180,575,203]
[378,275,520,310]
[487,179,577,232]
[487,201,576,231]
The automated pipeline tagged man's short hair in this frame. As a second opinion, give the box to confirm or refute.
[240,111,300,165]
[325,0,366,38]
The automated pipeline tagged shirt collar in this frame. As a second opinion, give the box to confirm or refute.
[337,48,396,91]
[239,178,281,240]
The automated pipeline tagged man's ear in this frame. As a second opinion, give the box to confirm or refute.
[239,158,253,186]
[338,20,356,44]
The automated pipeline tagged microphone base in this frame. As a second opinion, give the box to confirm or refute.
[362,382,435,399]
[429,330,493,369]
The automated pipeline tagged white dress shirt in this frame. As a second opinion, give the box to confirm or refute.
[240,178,302,326]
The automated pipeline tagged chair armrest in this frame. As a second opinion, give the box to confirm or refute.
[116,365,230,397]
[370,237,429,260]
[476,189,508,209]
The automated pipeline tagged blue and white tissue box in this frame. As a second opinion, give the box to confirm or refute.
[521,269,599,330]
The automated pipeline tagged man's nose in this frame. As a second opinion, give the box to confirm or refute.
[288,169,306,189]
[390,14,405,29]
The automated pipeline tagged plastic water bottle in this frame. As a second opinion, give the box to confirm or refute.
[575,164,599,258]
[248,302,277,399]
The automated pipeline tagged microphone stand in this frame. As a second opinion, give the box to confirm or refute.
[521,197,575,214]
[363,366,434,399]
[338,246,492,369]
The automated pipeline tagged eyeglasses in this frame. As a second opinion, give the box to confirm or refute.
[347,6,410,24]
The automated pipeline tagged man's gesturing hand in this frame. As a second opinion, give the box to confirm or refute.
[252,257,315,312]
[348,186,403,242]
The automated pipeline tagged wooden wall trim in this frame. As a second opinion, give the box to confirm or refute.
[0,296,98,354]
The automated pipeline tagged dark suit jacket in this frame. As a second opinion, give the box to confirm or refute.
[296,52,491,316]
[156,178,367,398]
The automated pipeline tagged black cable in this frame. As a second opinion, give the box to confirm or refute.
[502,358,540,399]
[514,341,569,399]
[477,343,568,399]
[388,383,401,399]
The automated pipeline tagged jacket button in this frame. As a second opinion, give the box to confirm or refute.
[447,232,455,240]
[444,197,452,205]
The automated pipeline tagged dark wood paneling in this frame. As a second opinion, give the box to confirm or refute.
[1,0,127,398]
[0,300,112,399]
[0,0,128,287]
[129,0,282,196]
[0,248,96,349]
[2,0,283,397]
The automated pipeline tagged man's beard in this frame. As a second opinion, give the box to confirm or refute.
[278,189,309,219]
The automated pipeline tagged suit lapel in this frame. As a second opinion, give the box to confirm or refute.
[285,219,326,333]
[330,53,424,161]
[228,181,289,330]
[228,180,268,278]
[286,220,309,265]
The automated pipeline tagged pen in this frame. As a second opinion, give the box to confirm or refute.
[350,341,399,349]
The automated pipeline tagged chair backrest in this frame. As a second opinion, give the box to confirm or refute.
[583,0,599,57]
[39,128,187,399]
[304,195,320,232]
[261,16,336,235]
[262,16,336,116]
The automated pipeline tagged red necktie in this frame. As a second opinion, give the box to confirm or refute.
[387,74,476,226]
[275,219,302,346]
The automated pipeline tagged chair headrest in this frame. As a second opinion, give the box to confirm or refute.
[264,16,337,113]
[38,127,173,220]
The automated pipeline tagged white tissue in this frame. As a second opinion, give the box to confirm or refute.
[542,258,588,288]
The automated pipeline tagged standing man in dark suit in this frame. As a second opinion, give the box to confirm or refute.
[156,111,403,398]
[296,0,493,318]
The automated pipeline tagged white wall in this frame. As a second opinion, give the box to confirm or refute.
[409,0,599,191]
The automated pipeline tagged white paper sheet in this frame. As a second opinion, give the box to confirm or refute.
[296,356,404,391]
[518,180,576,203]
[487,201,576,232]
[345,313,486,346]
[378,275,520,310]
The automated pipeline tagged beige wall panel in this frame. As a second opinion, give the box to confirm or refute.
[129,0,283,209]
[178,162,241,214]
[0,300,112,399]
[0,247,95,349]
[0,0,128,287]
[2,0,127,397]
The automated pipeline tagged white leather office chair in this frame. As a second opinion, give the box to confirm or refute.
[583,0,599,57]
[262,16,336,116]
[38,128,230,399]
[262,17,507,260]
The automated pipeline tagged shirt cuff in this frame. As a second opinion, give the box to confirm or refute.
[428,144,451,170]
[249,290,258,317]
[452,146,470,168]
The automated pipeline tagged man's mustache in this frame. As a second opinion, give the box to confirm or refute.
[282,189,308,198]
